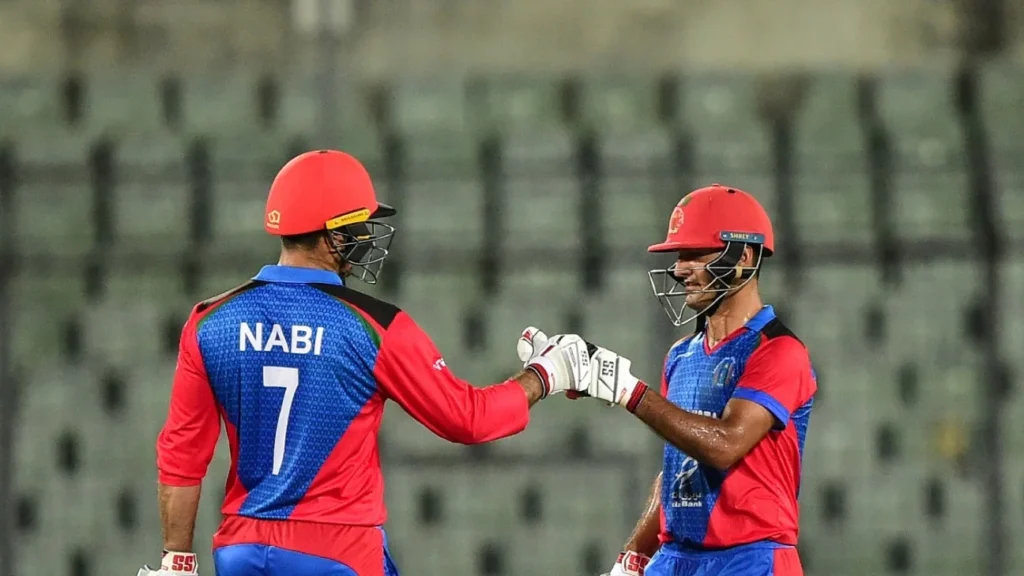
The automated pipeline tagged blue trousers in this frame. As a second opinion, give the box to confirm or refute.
[645,542,802,576]
[214,542,400,576]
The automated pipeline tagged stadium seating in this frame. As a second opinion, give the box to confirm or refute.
[580,76,666,133]
[84,71,169,135]
[792,73,875,251]
[9,128,96,257]
[0,74,65,137]
[979,62,1024,245]
[875,69,973,244]
[4,67,1012,576]
[112,132,193,248]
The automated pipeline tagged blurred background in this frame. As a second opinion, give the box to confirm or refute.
[1,0,1023,575]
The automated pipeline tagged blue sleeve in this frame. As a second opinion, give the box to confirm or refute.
[732,387,790,430]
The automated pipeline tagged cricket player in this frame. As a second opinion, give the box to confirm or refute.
[137,150,595,576]
[519,184,816,576]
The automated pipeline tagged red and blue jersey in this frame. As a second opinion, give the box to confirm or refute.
[658,305,816,549]
[156,265,530,570]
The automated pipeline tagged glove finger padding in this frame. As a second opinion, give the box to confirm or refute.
[525,335,593,396]
[517,326,549,365]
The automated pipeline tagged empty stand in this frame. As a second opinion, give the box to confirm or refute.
[875,69,972,244]
[580,76,666,133]
[0,74,65,137]
[112,132,192,248]
[2,68,1012,576]
[979,62,1024,244]
[388,76,482,135]
[481,76,566,132]
[10,129,96,257]
[598,129,675,255]
[85,71,169,134]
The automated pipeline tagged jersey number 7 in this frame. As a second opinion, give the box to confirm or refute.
[263,366,299,475]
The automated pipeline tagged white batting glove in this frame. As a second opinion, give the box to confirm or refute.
[602,551,651,575]
[516,326,549,365]
[136,551,198,576]
[587,347,650,412]
[522,332,593,398]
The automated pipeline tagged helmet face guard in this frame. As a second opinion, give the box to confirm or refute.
[648,240,764,327]
[327,219,395,285]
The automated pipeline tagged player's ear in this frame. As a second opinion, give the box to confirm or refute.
[740,244,756,267]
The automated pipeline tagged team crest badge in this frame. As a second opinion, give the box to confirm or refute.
[668,206,685,234]
[711,357,736,387]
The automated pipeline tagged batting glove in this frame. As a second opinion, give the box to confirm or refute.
[136,551,198,576]
[520,331,593,398]
[516,326,550,366]
[602,551,651,576]
[587,347,649,412]
[518,327,594,400]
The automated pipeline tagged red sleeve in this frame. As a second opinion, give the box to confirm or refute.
[373,311,530,444]
[731,336,816,430]
[156,308,221,486]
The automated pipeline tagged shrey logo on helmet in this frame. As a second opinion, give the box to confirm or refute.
[647,184,775,327]
[263,150,397,285]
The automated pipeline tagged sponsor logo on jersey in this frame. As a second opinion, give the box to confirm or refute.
[669,410,720,508]
[670,457,703,508]
[433,358,446,371]
[239,323,326,355]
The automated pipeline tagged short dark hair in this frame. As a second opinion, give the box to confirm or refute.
[281,231,324,251]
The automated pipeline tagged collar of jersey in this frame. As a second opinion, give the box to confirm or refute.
[745,305,776,332]
[253,265,345,286]
[699,304,776,354]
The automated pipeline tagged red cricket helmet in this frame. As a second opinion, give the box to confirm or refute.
[265,149,395,236]
[647,184,774,327]
[647,184,774,255]
[265,150,397,284]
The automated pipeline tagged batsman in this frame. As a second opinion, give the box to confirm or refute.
[137,150,595,576]
[520,185,816,576]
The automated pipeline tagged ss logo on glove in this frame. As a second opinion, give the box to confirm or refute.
[600,359,616,379]
[170,555,196,573]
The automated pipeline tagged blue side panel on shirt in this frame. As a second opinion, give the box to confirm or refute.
[793,398,813,461]
[197,282,381,519]
[660,307,774,546]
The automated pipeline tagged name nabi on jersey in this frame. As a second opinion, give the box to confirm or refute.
[239,322,326,355]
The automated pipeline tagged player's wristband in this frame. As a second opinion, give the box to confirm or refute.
[624,383,649,413]
[525,357,557,398]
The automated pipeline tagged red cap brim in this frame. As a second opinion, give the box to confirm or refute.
[647,241,684,253]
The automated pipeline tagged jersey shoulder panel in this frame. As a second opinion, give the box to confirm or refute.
[753,319,812,371]
[195,280,266,316]
[758,317,805,347]
[668,333,698,355]
[311,284,401,330]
